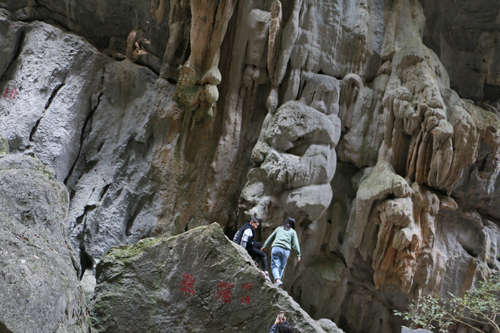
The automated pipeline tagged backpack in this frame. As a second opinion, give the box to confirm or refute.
[232,223,253,248]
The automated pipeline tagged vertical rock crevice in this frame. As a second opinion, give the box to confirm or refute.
[29,80,65,142]
[63,67,104,185]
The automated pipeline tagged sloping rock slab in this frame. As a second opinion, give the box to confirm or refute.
[92,223,343,333]
[0,154,89,333]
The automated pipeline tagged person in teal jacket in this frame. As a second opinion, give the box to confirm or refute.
[261,217,301,287]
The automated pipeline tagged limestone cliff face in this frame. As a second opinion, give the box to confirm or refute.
[0,154,90,333]
[0,0,499,332]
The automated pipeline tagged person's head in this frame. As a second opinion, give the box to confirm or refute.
[277,321,294,333]
[250,216,261,229]
[284,217,296,230]
[277,311,286,322]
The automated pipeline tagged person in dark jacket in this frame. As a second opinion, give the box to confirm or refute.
[233,216,270,279]
[269,312,294,333]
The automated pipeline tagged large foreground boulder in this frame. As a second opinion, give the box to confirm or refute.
[0,154,89,333]
[92,223,343,333]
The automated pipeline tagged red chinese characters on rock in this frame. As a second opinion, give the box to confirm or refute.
[3,87,18,99]
[216,281,234,304]
[180,273,196,296]
[179,274,253,305]
[240,282,253,304]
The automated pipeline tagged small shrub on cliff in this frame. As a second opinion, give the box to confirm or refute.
[394,272,500,333]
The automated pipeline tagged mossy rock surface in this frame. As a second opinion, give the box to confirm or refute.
[0,137,8,156]
[92,223,343,333]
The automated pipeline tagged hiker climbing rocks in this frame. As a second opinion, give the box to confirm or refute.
[261,217,301,287]
[233,216,270,279]
[269,311,294,333]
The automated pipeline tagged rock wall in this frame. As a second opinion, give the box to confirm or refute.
[421,0,500,101]
[0,0,498,332]
[0,10,172,269]
[0,154,90,333]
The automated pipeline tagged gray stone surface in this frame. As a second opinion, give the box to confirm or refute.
[0,14,173,270]
[0,0,170,74]
[0,9,23,79]
[0,19,102,181]
[66,59,170,262]
[0,1,498,333]
[401,327,433,333]
[241,97,340,242]
[92,223,343,333]
[420,0,500,101]
[1,0,386,80]
[0,154,89,333]
[249,1,500,332]
[451,99,500,221]
[338,73,386,168]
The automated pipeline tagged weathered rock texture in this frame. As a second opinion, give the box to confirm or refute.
[0,9,174,274]
[402,328,432,333]
[174,0,237,118]
[241,0,500,332]
[92,223,343,333]
[421,0,500,101]
[0,0,499,332]
[0,154,90,333]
